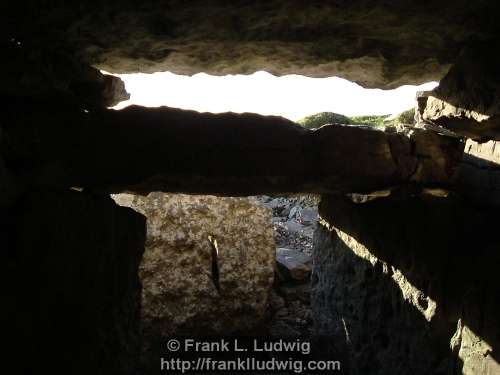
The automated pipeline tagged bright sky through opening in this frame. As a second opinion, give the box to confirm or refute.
[110,71,438,122]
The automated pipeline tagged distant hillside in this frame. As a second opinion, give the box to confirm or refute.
[298,108,415,129]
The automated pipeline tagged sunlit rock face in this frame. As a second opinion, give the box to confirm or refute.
[312,194,500,374]
[419,45,500,141]
[455,138,500,205]
[4,1,500,88]
[113,193,275,337]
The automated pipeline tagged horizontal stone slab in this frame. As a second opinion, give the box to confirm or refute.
[3,102,463,196]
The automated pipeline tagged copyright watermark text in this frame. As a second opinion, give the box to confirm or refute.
[160,338,340,373]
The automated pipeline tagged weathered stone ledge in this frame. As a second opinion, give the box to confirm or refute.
[2,104,463,196]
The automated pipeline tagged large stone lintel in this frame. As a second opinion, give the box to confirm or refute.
[3,103,463,196]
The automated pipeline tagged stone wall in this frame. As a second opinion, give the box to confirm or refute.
[112,193,275,373]
[2,191,146,374]
[113,192,275,338]
[312,194,500,374]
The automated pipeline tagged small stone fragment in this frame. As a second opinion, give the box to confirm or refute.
[276,248,312,281]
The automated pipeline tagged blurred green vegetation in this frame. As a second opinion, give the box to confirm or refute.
[349,114,390,127]
[297,112,353,129]
[298,108,415,129]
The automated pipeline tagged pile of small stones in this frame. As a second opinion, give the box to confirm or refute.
[255,195,319,338]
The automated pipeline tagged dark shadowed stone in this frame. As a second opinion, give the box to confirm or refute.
[268,320,302,339]
[2,190,146,375]
[0,155,20,208]
[455,138,500,205]
[1,40,129,108]
[2,102,463,196]
[279,284,311,305]
[4,2,500,88]
[312,194,500,374]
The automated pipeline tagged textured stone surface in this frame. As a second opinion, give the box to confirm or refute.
[454,323,500,375]
[312,194,500,374]
[2,191,146,375]
[113,193,275,336]
[276,248,312,281]
[455,138,500,205]
[405,128,464,184]
[3,102,463,196]
[2,40,129,108]
[419,45,500,141]
[3,1,500,88]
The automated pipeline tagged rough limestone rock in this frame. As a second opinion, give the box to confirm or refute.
[419,45,500,141]
[3,40,129,108]
[4,2,500,88]
[3,102,463,196]
[2,191,146,375]
[113,193,275,336]
[312,194,500,375]
[455,138,500,205]
[276,248,312,281]
[454,324,500,375]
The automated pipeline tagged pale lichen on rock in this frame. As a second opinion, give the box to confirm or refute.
[113,193,275,336]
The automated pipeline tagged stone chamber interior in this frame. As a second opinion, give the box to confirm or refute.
[2,1,500,374]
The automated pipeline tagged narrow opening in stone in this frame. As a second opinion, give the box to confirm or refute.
[208,235,220,292]
[106,70,438,122]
